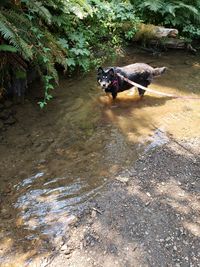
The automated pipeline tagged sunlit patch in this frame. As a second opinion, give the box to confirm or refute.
[0,237,38,267]
[193,62,200,68]
[155,178,200,216]
[183,222,200,237]
[0,238,13,254]
[127,184,151,202]
[125,88,136,96]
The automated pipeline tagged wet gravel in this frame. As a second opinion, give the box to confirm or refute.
[49,138,200,267]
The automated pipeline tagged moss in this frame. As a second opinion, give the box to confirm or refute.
[133,23,158,42]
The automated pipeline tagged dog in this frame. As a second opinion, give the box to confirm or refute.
[97,63,166,99]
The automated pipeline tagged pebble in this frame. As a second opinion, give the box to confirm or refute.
[61,244,68,251]
[66,215,77,226]
[91,210,97,218]
[115,176,129,183]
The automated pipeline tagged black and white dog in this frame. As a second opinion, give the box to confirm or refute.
[97,63,166,99]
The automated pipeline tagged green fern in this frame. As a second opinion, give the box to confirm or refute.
[0,11,33,60]
[22,0,52,25]
[139,0,163,12]
[0,44,17,52]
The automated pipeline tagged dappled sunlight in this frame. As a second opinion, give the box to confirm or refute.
[155,179,200,215]
[0,236,46,267]
[183,222,200,237]
[0,238,13,256]
[66,138,200,266]
[99,49,200,148]
[127,183,151,203]
[102,83,200,144]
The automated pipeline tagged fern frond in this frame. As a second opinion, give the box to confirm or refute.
[177,2,199,15]
[139,0,163,12]
[0,11,33,60]
[22,0,52,25]
[0,44,17,52]
[43,31,68,70]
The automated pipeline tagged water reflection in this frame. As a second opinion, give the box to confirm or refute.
[14,173,100,234]
[14,174,105,236]
[145,128,169,151]
[15,172,44,189]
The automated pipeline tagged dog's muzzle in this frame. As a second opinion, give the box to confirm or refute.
[99,81,110,90]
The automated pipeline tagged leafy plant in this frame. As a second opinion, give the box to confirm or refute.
[130,0,200,38]
[0,0,141,106]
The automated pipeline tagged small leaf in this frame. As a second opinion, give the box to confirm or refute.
[66,58,76,66]
[0,44,18,52]
[38,101,46,109]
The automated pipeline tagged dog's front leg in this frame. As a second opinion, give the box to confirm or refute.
[112,92,117,100]
[138,88,145,97]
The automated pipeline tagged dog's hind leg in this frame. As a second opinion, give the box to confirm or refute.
[138,80,150,97]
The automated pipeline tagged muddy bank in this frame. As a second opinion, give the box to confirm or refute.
[50,138,200,267]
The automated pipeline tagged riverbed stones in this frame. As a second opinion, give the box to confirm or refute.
[0,109,11,120]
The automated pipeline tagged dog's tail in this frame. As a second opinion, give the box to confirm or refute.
[153,67,167,77]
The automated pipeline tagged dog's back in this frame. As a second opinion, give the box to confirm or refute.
[117,63,166,77]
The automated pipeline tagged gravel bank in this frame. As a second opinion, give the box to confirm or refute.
[48,138,200,267]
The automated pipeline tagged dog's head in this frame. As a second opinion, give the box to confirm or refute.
[97,67,115,90]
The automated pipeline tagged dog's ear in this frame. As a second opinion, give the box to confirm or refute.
[97,67,104,75]
[108,68,115,76]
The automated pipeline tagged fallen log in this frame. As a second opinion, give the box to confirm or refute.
[133,24,196,53]
[134,24,178,41]
[149,38,197,53]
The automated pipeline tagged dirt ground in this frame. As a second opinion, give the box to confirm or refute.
[47,137,200,267]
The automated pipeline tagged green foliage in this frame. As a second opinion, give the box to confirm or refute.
[0,0,140,106]
[1,0,200,108]
[130,0,200,38]
[0,44,17,52]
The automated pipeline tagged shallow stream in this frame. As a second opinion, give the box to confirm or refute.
[0,48,200,266]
